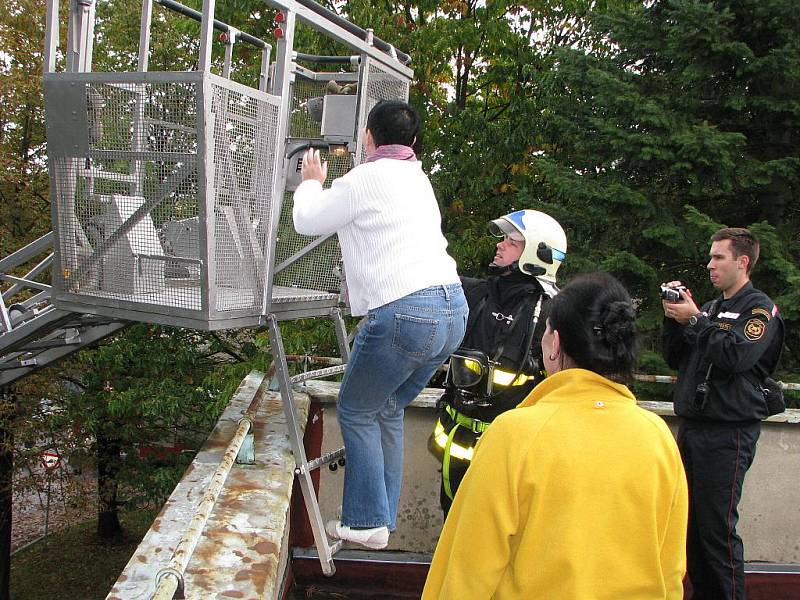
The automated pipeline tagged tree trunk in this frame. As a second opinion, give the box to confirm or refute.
[96,433,122,538]
[0,391,14,600]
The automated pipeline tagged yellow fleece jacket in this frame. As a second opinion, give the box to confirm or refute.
[422,368,688,600]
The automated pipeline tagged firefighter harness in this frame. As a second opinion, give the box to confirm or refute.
[436,295,544,500]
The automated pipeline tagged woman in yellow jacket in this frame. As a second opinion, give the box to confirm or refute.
[423,272,688,600]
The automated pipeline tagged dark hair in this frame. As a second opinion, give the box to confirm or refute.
[366,100,420,147]
[549,272,639,379]
[710,227,760,273]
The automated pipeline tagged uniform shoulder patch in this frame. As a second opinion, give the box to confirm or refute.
[751,307,771,321]
[744,318,766,341]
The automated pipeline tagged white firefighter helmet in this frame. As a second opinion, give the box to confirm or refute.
[488,209,567,283]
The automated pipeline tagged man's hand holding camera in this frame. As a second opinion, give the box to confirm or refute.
[661,281,701,325]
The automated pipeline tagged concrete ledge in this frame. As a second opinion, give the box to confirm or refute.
[108,371,310,600]
[306,378,800,563]
[298,379,442,409]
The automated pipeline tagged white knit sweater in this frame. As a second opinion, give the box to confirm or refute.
[293,159,459,316]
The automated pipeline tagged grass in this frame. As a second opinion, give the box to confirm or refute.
[11,509,156,600]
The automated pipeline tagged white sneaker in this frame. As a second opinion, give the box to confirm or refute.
[326,520,389,550]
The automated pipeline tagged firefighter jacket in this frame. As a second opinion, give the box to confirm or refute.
[430,272,553,502]
[662,282,784,423]
[445,271,551,422]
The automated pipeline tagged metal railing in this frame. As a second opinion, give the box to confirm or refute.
[632,373,800,392]
[0,233,128,386]
[283,356,800,393]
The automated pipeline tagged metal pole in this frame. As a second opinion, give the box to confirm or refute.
[82,0,96,71]
[291,0,411,64]
[66,0,78,72]
[44,0,59,74]
[261,8,296,317]
[198,0,216,73]
[1,254,53,301]
[632,374,677,384]
[331,307,351,363]
[67,0,96,73]
[0,295,12,334]
[43,473,52,547]
[259,45,272,92]
[267,315,340,575]
[222,27,237,79]
[151,415,254,600]
[133,0,154,196]
[138,0,154,72]
[0,234,54,273]
[156,0,269,49]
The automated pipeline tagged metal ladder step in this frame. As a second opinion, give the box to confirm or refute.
[290,364,347,384]
[297,447,346,475]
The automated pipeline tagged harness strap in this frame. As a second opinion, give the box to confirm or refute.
[442,422,460,500]
[466,295,488,334]
[445,404,491,433]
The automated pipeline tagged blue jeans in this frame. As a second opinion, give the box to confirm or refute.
[337,283,467,530]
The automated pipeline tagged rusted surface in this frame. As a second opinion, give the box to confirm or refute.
[302,379,443,409]
[107,371,310,599]
[151,414,255,600]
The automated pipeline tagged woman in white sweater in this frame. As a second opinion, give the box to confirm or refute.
[293,101,467,549]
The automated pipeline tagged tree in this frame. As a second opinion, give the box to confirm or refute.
[330,0,800,370]
[530,0,799,360]
[3,0,267,519]
[0,0,51,256]
[3,5,799,591]
[39,324,253,537]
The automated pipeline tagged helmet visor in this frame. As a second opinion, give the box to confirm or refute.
[488,218,524,242]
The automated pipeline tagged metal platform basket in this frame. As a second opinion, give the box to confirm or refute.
[42,3,412,331]
[46,71,288,329]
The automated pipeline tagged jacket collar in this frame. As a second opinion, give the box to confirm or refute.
[487,271,543,307]
[715,280,754,310]
[518,368,635,408]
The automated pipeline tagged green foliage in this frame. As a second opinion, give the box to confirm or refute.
[334,0,799,373]
[3,0,800,550]
[275,318,341,358]
[450,0,800,366]
[5,323,255,526]
[0,0,51,256]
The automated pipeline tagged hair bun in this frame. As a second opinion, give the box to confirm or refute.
[597,300,637,359]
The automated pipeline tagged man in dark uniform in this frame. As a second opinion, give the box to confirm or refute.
[661,227,784,600]
[430,209,566,515]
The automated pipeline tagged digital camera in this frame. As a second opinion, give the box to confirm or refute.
[659,284,687,302]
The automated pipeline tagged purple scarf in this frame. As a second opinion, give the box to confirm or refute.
[364,144,417,163]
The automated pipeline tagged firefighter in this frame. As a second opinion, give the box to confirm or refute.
[430,209,567,515]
